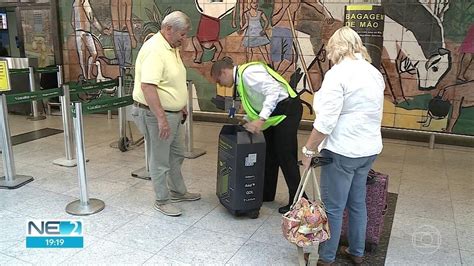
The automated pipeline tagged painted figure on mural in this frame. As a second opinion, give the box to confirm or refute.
[270,0,333,75]
[192,0,237,64]
[372,1,452,104]
[31,36,48,67]
[239,0,271,63]
[72,0,110,80]
[269,0,299,74]
[456,23,474,84]
[110,0,137,68]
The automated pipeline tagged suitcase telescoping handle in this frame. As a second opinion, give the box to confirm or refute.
[237,124,255,144]
[297,156,333,168]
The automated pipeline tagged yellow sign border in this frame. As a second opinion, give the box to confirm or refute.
[346,5,374,11]
[0,60,11,92]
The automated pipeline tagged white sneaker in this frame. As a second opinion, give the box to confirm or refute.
[153,202,182,216]
[170,191,201,203]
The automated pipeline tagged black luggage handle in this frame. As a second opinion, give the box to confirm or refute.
[298,156,333,168]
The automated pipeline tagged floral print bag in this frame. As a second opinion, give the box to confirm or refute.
[281,166,331,248]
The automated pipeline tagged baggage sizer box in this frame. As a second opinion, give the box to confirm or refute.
[216,125,266,219]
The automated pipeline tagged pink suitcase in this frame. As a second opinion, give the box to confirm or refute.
[340,169,389,252]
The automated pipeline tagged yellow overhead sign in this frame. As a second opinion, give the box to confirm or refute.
[0,60,10,92]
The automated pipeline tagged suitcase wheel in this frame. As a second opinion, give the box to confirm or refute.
[118,137,130,152]
[248,210,259,219]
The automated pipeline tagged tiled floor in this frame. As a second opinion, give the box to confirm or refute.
[0,114,473,265]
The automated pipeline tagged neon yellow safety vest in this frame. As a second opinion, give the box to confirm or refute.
[237,62,297,130]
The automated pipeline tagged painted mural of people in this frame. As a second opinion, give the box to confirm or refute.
[110,0,137,68]
[456,23,474,83]
[192,0,237,64]
[72,0,110,80]
[239,0,270,63]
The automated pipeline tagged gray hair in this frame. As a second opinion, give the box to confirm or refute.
[161,11,191,31]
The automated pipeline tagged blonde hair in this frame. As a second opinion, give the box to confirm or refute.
[326,26,372,64]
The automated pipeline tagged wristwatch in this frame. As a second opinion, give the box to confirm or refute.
[302,146,316,158]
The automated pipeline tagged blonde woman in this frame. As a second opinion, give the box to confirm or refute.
[301,27,385,265]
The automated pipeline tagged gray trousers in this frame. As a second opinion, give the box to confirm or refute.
[131,106,188,202]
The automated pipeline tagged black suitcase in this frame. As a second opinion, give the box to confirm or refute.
[216,125,266,219]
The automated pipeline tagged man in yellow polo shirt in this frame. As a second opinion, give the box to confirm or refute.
[132,11,200,217]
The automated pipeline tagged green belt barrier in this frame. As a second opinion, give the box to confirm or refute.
[9,68,30,75]
[72,95,132,116]
[6,87,62,105]
[35,66,59,74]
[68,79,119,95]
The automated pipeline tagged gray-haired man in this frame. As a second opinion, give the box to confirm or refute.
[132,11,201,217]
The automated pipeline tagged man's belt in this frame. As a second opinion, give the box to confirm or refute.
[133,101,181,113]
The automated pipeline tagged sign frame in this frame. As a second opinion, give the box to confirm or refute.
[0,59,11,92]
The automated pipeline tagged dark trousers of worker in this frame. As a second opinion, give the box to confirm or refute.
[262,97,303,204]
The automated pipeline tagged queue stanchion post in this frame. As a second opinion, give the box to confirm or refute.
[48,65,63,115]
[184,80,206,159]
[53,84,78,167]
[0,94,34,189]
[27,66,46,121]
[131,138,150,180]
[65,102,105,215]
[117,74,129,151]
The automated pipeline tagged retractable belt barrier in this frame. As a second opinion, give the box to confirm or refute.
[0,94,34,189]
[0,66,64,189]
[183,80,206,159]
[6,87,62,105]
[67,79,119,96]
[53,78,119,167]
[8,67,63,120]
[66,95,132,216]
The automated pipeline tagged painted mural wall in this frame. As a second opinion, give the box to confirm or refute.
[59,0,474,135]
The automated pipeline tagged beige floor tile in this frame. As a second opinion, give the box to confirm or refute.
[395,195,454,222]
[461,250,474,265]
[385,236,461,265]
[399,179,451,201]
[390,213,459,250]
[453,201,474,226]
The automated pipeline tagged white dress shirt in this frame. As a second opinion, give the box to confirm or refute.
[313,54,385,158]
[234,65,289,120]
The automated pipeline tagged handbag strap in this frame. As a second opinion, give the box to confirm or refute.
[297,247,305,266]
[291,168,310,207]
[310,168,322,201]
[291,167,322,207]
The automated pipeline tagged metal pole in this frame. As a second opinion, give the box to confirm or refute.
[66,102,105,215]
[75,103,89,204]
[131,138,150,180]
[183,81,206,159]
[0,94,34,189]
[118,76,126,139]
[53,84,77,167]
[46,66,63,116]
[429,134,435,149]
[57,65,63,87]
[27,66,46,121]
